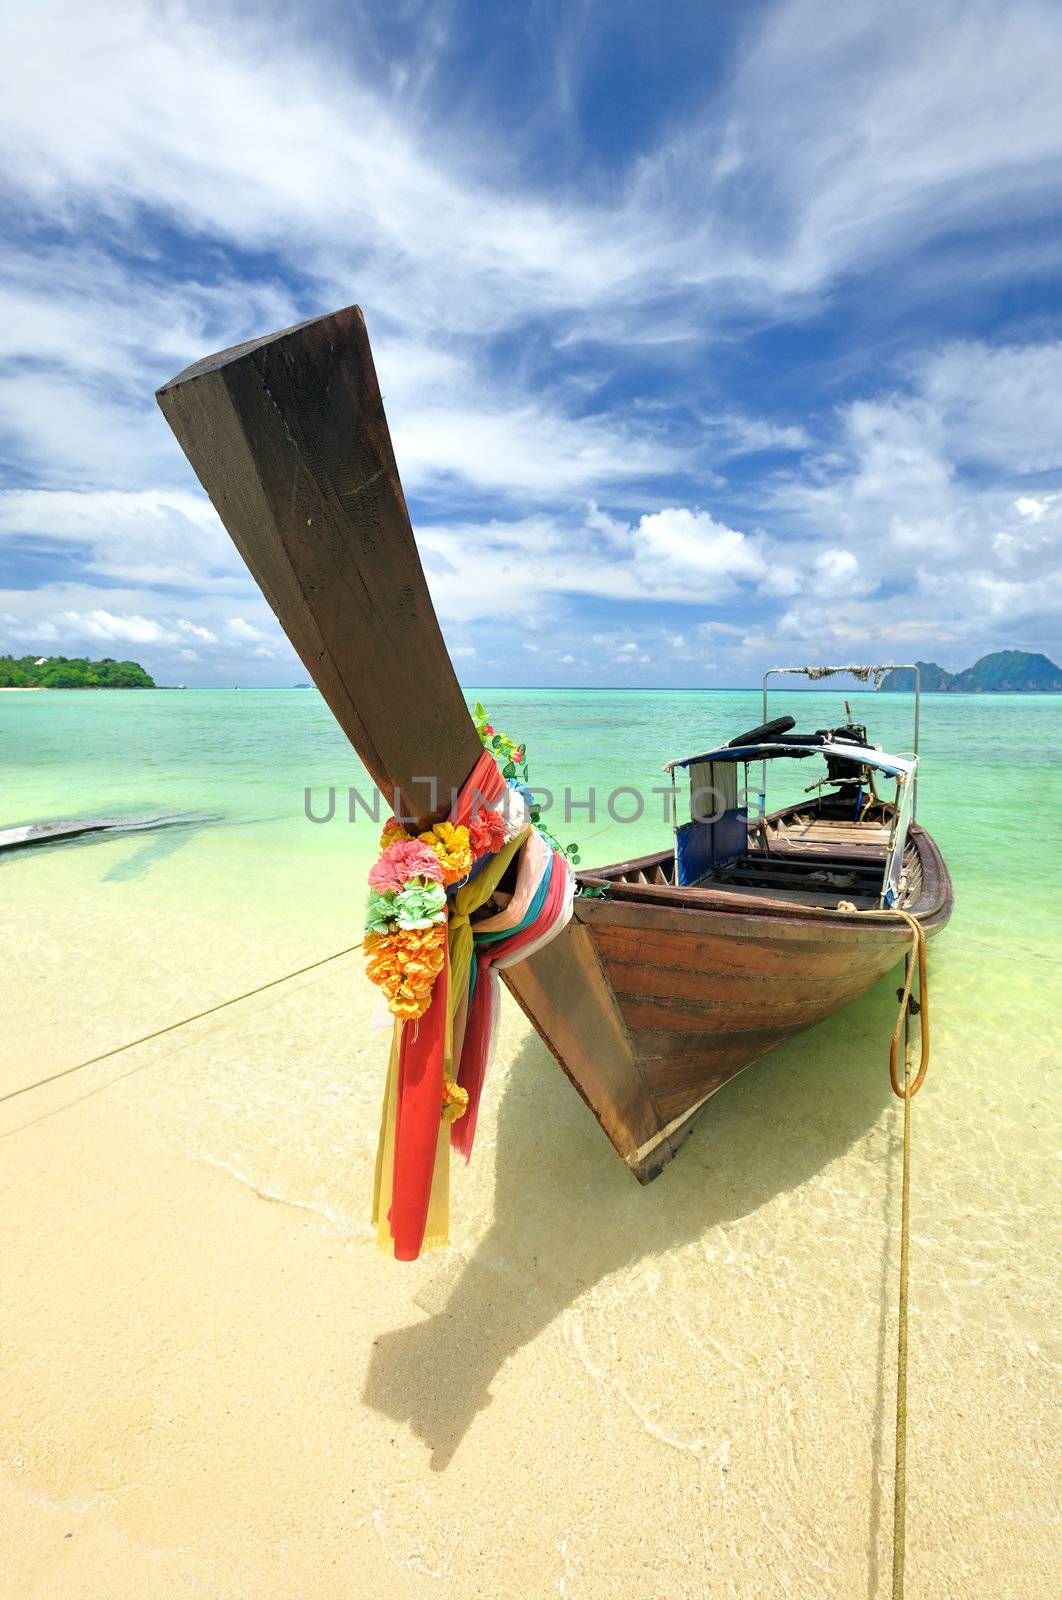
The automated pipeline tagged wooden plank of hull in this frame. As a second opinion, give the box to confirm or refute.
[156,305,482,818]
[592,921,897,983]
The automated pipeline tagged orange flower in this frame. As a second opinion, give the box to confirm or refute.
[442,1074,469,1123]
[364,925,446,1018]
[417,821,473,885]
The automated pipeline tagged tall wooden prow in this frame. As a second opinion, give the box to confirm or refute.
[156,305,482,821]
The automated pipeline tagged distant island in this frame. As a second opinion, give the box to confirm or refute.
[0,654,157,689]
[881,651,1062,693]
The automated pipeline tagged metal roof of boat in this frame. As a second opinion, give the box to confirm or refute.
[664,741,917,779]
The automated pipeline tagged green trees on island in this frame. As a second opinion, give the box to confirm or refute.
[0,655,156,688]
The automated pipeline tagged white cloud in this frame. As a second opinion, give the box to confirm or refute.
[813,548,861,586]
[704,416,811,458]
[64,609,169,645]
[416,502,780,624]
[705,0,1062,304]
[919,341,1062,473]
[634,508,766,588]
[0,488,245,588]
[4,0,1061,393]
[0,4,689,350]
[1015,496,1054,521]
[749,333,1062,653]
[0,582,297,684]
[178,620,217,643]
[226,617,271,642]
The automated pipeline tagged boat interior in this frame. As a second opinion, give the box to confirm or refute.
[585,805,923,912]
[581,711,923,912]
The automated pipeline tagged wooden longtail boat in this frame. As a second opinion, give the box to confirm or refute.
[156,305,953,1185]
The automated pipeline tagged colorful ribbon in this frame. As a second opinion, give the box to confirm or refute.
[371,751,572,1259]
[451,846,574,1160]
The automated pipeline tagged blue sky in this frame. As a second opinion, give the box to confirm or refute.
[1,0,1061,686]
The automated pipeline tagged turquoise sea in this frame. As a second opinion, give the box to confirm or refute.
[1,685,1059,1596]
[3,683,1059,949]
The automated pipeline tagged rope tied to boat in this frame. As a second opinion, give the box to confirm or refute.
[890,910,929,1100]
[0,947,360,1108]
[888,908,931,1600]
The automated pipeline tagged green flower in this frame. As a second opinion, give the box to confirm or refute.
[365,888,399,934]
[394,881,447,930]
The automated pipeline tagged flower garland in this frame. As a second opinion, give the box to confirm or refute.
[363,811,514,1021]
[362,706,575,1024]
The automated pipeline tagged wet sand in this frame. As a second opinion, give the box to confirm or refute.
[1,850,1058,1600]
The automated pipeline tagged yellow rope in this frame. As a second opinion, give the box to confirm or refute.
[889,910,929,1600]
[0,946,359,1107]
[890,910,929,1098]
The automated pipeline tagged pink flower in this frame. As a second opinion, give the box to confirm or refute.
[512,749,523,764]
[368,838,445,893]
[483,724,494,735]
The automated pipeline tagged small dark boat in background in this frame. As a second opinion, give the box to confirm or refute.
[157,305,952,1185]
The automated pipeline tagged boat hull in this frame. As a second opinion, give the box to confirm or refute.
[503,822,952,1181]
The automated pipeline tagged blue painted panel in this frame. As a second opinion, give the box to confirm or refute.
[676,820,715,886]
[714,807,748,866]
[675,808,748,885]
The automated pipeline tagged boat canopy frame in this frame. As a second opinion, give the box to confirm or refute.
[762,663,921,818]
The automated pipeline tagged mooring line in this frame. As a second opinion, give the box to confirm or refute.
[893,1015,912,1599]
[0,946,359,1107]
[889,911,929,1600]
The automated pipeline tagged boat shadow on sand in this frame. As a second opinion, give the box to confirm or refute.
[362,972,902,1476]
